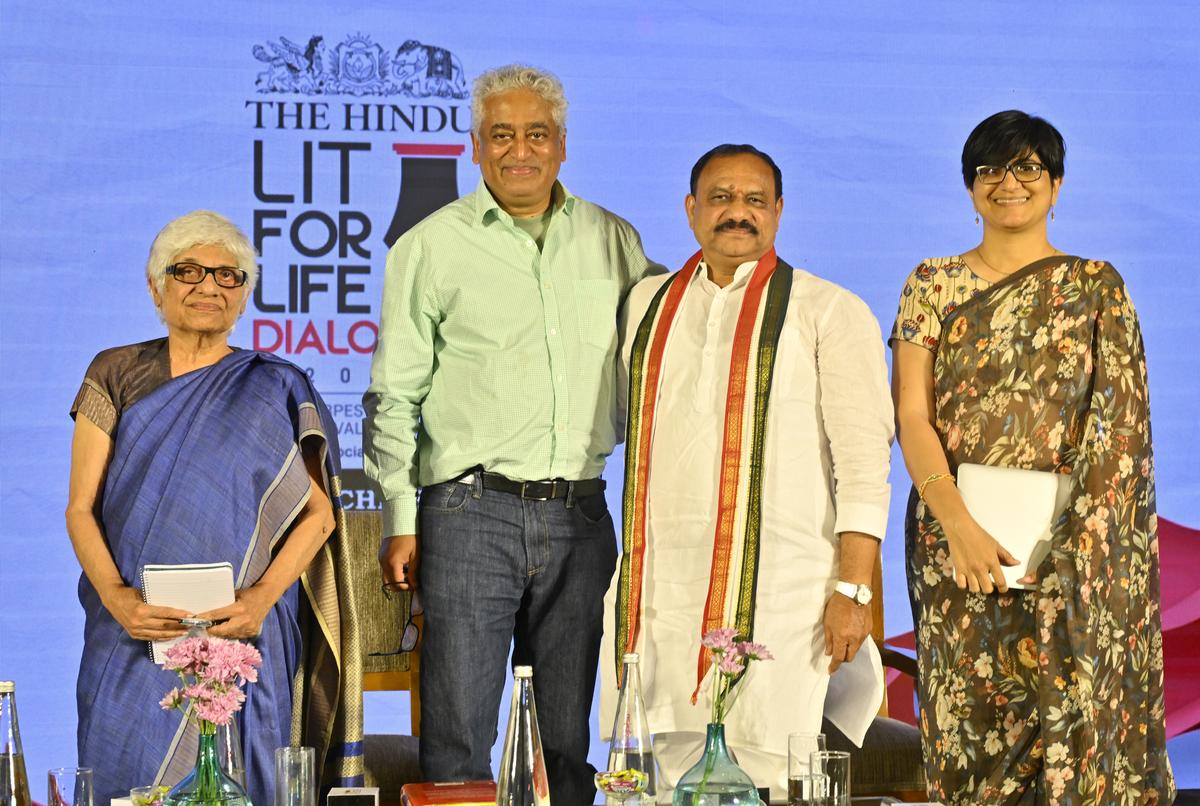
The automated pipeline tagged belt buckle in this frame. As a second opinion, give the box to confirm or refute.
[521,479,557,500]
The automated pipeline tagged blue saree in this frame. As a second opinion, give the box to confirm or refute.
[75,349,363,806]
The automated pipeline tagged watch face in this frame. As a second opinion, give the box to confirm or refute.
[855,586,872,605]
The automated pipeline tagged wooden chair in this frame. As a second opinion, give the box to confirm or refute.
[820,550,927,801]
[342,509,422,804]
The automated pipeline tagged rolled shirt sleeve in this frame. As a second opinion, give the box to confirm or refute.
[815,291,895,540]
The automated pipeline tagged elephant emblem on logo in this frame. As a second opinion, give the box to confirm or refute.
[252,34,468,97]
[392,40,469,99]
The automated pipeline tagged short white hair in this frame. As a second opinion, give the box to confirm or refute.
[145,210,258,300]
[471,64,568,137]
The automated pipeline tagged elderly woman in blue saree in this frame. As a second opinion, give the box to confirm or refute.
[890,112,1174,803]
[65,211,363,806]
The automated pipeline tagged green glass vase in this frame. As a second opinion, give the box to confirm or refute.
[671,723,759,805]
[163,726,252,806]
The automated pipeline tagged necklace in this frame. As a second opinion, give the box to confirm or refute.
[973,247,1062,278]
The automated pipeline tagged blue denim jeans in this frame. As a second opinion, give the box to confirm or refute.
[418,474,617,805]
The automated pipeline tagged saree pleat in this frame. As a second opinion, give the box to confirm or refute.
[906,257,1174,805]
[77,351,363,806]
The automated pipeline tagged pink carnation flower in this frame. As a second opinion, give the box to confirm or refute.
[164,637,211,676]
[702,631,773,725]
[701,628,738,652]
[193,686,245,726]
[717,653,746,675]
[230,642,262,684]
[182,682,210,701]
[736,641,774,661]
[160,637,262,729]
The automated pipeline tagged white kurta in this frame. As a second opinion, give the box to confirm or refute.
[601,259,894,759]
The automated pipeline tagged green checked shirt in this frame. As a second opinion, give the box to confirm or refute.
[363,179,654,536]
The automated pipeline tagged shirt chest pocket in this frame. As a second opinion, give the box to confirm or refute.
[773,329,817,403]
[572,278,619,351]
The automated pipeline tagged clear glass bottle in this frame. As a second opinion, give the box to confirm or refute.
[496,666,549,806]
[602,654,657,804]
[0,682,31,806]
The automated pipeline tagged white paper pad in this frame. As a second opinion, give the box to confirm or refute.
[141,562,235,663]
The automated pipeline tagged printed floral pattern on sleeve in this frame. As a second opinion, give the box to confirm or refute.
[891,257,992,352]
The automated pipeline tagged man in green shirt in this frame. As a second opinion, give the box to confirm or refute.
[362,64,654,802]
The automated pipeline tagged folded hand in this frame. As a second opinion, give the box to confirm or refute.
[201,586,274,639]
[104,586,190,641]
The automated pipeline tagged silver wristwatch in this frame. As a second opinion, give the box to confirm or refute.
[834,580,873,606]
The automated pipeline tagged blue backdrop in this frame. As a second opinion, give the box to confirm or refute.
[2,0,1197,789]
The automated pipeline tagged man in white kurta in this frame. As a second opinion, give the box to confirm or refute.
[601,145,894,801]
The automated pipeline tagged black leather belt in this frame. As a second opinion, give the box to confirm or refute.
[474,471,605,501]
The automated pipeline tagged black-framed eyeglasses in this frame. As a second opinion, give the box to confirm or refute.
[975,162,1050,185]
[369,587,420,656]
[165,262,248,288]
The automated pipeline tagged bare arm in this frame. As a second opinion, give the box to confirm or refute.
[892,340,1017,593]
[204,446,336,638]
[824,530,879,673]
[65,414,190,639]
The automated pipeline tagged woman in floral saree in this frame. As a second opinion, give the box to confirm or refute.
[890,111,1174,804]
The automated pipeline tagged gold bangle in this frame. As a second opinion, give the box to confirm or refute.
[918,472,955,500]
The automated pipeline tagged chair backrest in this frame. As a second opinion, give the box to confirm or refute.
[342,508,422,735]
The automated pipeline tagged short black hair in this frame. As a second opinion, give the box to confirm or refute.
[690,144,783,199]
[961,110,1065,188]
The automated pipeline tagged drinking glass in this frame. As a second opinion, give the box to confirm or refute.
[809,751,850,806]
[47,768,92,806]
[274,747,315,806]
[786,773,827,805]
[787,733,826,778]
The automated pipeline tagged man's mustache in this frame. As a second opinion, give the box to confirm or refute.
[715,219,758,235]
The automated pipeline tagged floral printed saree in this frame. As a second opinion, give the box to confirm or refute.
[906,256,1175,804]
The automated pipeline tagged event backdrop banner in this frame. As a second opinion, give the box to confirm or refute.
[2,0,1198,787]
[242,32,479,503]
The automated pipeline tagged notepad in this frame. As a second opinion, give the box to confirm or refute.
[956,463,1071,591]
[141,562,235,663]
